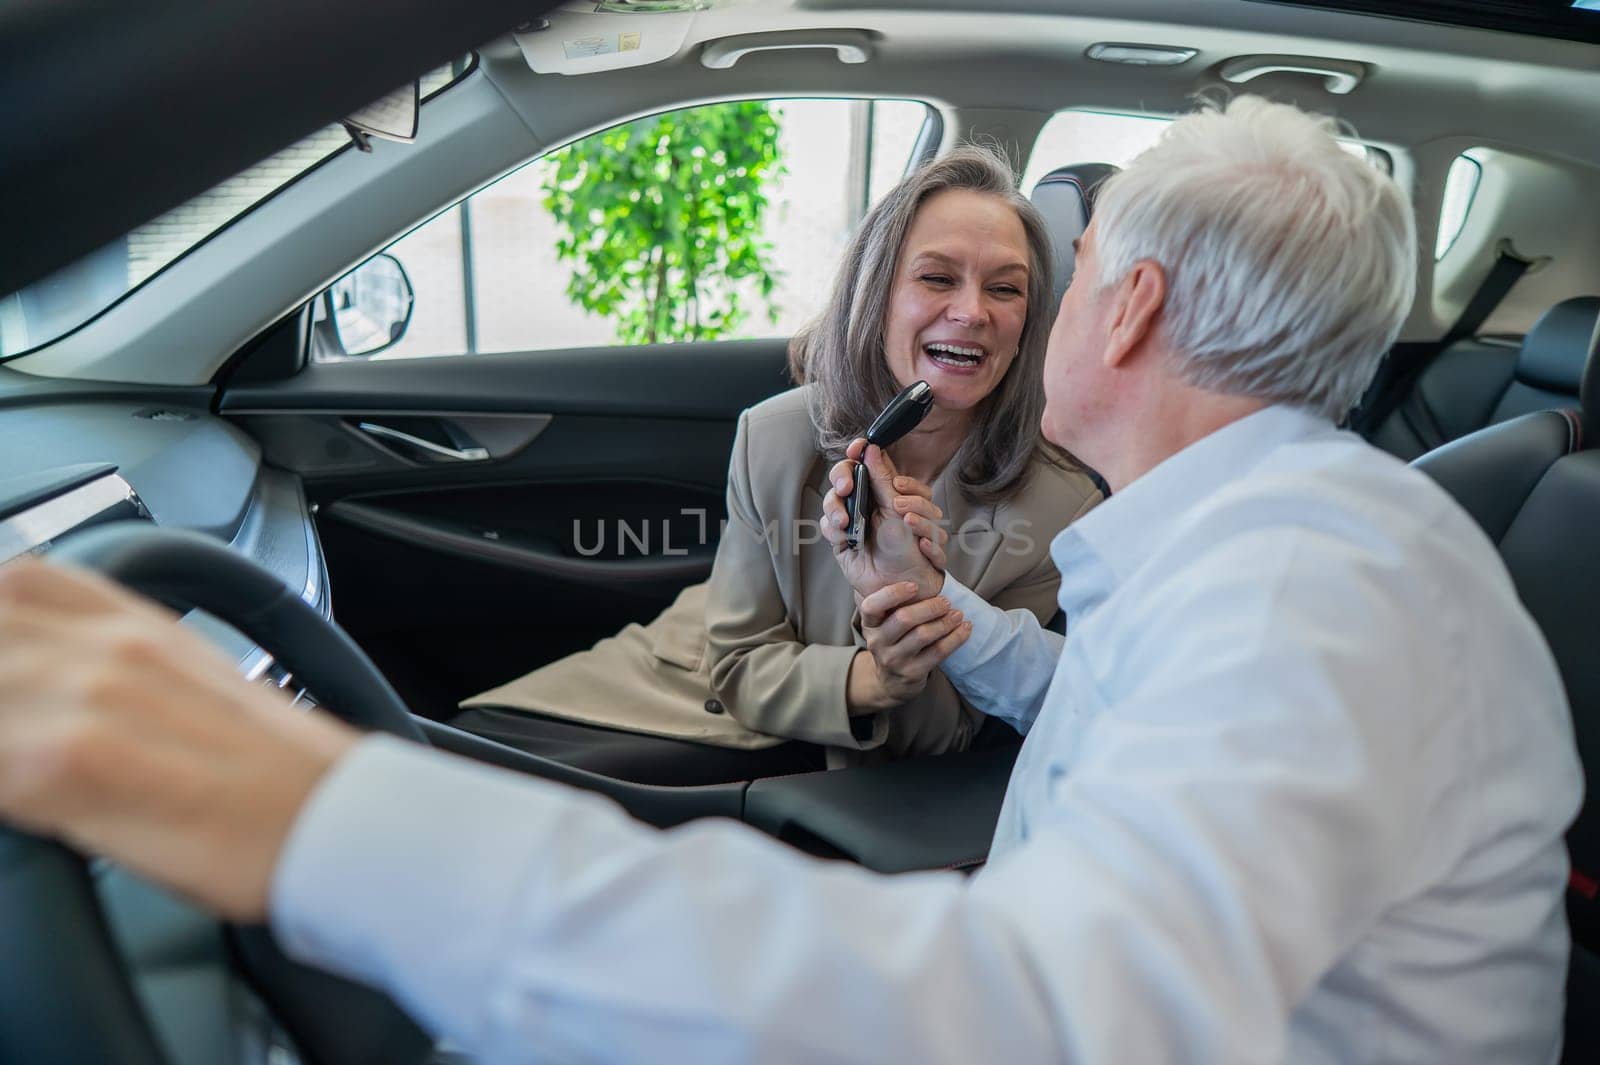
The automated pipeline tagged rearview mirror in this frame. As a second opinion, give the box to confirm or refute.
[342,81,419,151]
[311,253,414,359]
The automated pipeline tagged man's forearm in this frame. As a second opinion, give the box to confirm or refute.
[938,574,1063,734]
[271,735,1067,1064]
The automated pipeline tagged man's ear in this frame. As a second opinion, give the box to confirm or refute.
[1101,259,1167,369]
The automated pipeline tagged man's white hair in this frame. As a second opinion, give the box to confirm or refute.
[1092,95,1417,420]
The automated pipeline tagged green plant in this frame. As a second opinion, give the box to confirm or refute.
[543,101,784,345]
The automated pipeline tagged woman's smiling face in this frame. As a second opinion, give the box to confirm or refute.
[881,188,1032,420]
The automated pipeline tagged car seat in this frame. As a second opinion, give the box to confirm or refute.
[1376,296,1599,460]
[1029,162,1119,309]
[1412,337,1600,1064]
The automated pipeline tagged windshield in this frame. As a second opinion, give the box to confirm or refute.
[0,59,472,361]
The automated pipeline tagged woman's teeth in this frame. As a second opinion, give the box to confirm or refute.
[925,343,985,368]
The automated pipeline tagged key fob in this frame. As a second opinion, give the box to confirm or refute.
[844,380,935,549]
[845,461,871,549]
[865,380,935,449]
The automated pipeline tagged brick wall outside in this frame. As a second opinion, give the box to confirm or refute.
[126,126,352,287]
[124,65,463,286]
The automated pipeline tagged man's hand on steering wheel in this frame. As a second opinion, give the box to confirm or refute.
[0,558,356,921]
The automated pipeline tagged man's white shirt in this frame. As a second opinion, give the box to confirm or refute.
[273,405,1581,1064]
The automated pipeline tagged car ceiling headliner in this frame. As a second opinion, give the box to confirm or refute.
[506,1,1600,177]
[3,0,1596,301]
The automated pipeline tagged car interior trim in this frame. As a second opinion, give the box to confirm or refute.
[325,499,717,587]
[0,473,147,564]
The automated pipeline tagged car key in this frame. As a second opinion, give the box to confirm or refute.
[845,380,935,549]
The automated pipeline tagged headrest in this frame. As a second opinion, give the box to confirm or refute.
[1579,303,1600,432]
[1517,296,1600,397]
[1029,163,1119,309]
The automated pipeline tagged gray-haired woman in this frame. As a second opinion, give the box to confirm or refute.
[454,144,1102,785]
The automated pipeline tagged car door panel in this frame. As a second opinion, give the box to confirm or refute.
[219,336,794,719]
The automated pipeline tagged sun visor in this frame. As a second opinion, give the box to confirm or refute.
[516,0,746,75]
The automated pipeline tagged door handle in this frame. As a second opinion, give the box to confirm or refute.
[355,422,489,462]
[1219,55,1367,95]
[700,29,873,70]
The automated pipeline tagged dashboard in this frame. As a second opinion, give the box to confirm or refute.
[0,384,329,692]
[0,379,341,1064]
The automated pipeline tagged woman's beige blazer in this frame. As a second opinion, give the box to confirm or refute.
[462,386,1101,766]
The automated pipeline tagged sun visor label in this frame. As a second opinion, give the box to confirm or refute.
[563,33,643,59]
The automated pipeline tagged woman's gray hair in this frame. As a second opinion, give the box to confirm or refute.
[1091,95,1417,420]
[791,143,1058,505]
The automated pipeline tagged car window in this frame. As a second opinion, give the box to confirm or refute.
[1020,108,1384,194]
[0,60,473,361]
[1436,151,1485,260]
[1021,111,1172,190]
[315,98,935,361]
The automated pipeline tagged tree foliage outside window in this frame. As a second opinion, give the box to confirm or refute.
[543,102,784,345]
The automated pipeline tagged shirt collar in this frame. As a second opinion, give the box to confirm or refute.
[1050,405,1339,605]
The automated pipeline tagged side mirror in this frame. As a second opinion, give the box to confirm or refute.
[311,253,415,359]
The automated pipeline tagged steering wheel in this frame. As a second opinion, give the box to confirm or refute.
[0,523,435,1065]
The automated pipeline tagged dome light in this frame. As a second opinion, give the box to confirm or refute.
[1085,43,1198,67]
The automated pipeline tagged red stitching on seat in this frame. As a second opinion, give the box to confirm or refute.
[1572,868,1598,901]
[1557,407,1584,453]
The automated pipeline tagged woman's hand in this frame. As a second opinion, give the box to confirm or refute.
[821,439,948,602]
[846,581,972,712]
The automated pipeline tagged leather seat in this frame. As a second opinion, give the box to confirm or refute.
[1412,342,1600,1063]
[1031,162,1119,507]
[1377,296,1600,459]
[1029,162,1119,307]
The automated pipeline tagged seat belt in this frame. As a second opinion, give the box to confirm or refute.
[1350,240,1540,437]
[1438,240,1540,349]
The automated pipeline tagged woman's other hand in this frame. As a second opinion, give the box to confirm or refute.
[846,581,972,711]
[821,440,947,601]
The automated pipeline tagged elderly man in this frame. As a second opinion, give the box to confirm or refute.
[0,97,1581,1064]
